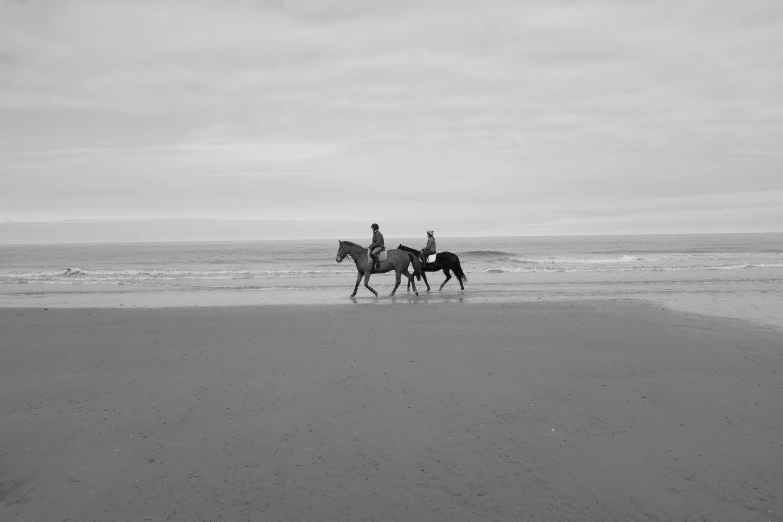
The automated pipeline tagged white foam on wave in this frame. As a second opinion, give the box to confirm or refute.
[3,252,782,288]
[478,262,783,274]
[509,255,642,264]
[0,267,358,283]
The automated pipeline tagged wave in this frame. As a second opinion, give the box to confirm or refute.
[2,258,782,286]
[478,262,783,273]
[0,267,357,284]
[507,255,641,264]
[459,251,644,264]
[460,250,517,258]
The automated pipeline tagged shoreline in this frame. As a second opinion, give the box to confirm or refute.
[2,279,782,332]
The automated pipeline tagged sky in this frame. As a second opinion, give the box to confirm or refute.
[1,0,782,243]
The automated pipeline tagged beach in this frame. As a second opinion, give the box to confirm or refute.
[2,299,781,521]
[4,0,782,519]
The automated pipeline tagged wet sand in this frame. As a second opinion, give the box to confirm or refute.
[1,301,781,521]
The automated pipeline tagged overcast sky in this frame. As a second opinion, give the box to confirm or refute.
[1,0,781,242]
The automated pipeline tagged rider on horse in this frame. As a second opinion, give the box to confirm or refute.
[420,230,436,267]
[368,223,385,270]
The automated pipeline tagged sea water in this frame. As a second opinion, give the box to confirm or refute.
[1,233,782,307]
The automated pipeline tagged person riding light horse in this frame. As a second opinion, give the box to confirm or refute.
[368,223,385,270]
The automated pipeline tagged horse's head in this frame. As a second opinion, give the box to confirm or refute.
[336,240,349,263]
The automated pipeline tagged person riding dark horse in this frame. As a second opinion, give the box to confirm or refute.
[368,223,385,271]
[397,243,467,292]
[419,230,436,267]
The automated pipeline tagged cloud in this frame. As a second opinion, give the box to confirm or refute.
[0,0,781,237]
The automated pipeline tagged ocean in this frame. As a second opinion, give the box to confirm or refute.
[1,233,782,307]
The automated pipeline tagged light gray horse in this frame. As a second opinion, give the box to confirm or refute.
[336,241,421,297]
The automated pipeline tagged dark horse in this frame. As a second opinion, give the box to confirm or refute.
[336,241,422,297]
[397,244,467,292]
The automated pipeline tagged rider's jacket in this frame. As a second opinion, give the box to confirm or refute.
[369,230,385,250]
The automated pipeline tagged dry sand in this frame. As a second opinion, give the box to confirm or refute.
[1,301,781,521]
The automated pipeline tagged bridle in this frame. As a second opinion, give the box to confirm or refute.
[336,242,355,263]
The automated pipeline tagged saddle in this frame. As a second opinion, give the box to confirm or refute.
[426,254,436,263]
[367,249,388,263]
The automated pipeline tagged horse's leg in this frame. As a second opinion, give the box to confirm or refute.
[390,269,402,297]
[350,270,362,297]
[405,270,418,296]
[421,270,431,292]
[363,271,378,297]
[439,268,452,291]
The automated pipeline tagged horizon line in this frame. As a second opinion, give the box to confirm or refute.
[2,230,782,247]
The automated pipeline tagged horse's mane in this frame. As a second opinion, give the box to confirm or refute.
[340,240,363,248]
[397,244,419,254]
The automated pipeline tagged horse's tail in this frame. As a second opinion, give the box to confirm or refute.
[407,252,422,281]
[452,258,468,284]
